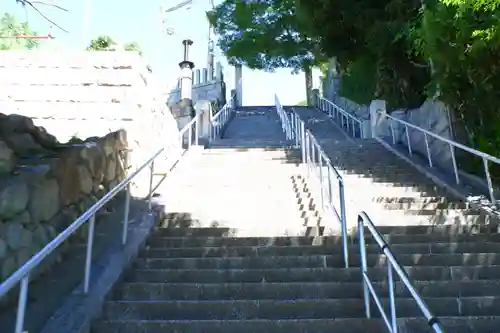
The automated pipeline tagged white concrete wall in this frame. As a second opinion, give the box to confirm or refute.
[0,50,181,173]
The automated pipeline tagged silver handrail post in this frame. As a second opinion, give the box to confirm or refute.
[301,121,306,163]
[358,215,370,318]
[319,156,325,209]
[122,183,131,245]
[388,263,398,333]
[83,214,96,294]
[449,143,459,184]
[195,111,200,146]
[339,178,348,268]
[483,158,496,205]
[295,114,300,147]
[148,161,155,211]
[14,275,30,333]
[424,133,433,167]
[404,124,412,155]
[306,132,311,177]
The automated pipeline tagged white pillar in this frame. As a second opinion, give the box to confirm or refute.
[202,68,208,83]
[179,66,193,100]
[235,64,243,107]
[195,69,201,85]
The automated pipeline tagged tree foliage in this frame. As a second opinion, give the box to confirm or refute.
[416,0,500,175]
[209,0,500,171]
[296,0,431,110]
[207,0,324,72]
[87,35,142,54]
[0,12,39,50]
[208,0,327,105]
[297,0,500,177]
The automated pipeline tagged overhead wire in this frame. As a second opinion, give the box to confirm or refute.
[16,0,68,33]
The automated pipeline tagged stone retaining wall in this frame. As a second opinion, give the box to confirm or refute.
[0,51,181,177]
[0,113,127,293]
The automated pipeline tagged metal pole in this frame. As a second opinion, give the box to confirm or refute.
[14,275,30,333]
[83,214,96,294]
[358,217,371,318]
[122,184,131,245]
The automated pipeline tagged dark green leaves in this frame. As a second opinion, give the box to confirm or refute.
[208,0,322,71]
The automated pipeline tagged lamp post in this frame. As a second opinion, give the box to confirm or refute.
[207,0,215,79]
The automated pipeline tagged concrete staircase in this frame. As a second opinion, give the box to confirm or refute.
[92,225,500,333]
[89,106,500,333]
[290,106,488,229]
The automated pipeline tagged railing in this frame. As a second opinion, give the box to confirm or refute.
[274,94,349,268]
[211,90,237,140]
[0,114,202,333]
[275,93,445,332]
[274,94,292,140]
[380,112,500,205]
[358,212,445,333]
[314,92,364,138]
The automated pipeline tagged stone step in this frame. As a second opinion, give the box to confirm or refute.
[341,178,447,194]
[140,242,500,259]
[202,148,299,154]
[363,224,492,235]
[155,211,307,229]
[117,280,500,301]
[370,197,469,210]
[92,316,500,333]
[127,265,500,283]
[150,225,491,238]
[200,155,302,161]
[359,208,484,226]
[209,141,291,149]
[102,296,500,320]
[147,233,500,248]
[150,227,286,237]
[161,182,302,191]
[135,252,500,269]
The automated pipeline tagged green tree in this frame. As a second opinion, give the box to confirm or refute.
[0,12,39,50]
[87,35,142,54]
[296,0,430,110]
[296,0,500,178]
[415,0,500,177]
[207,0,325,105]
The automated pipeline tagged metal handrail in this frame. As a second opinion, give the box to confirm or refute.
[274,94,292,139]
[275,94,445,332]
[274,94,349,268]
[0,113,202,333]
[381,112,500,204]
[314,93,364,138]
[211,91,236,140]
[358,211,445,333]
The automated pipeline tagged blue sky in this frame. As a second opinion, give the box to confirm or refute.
[3,0,318,105]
